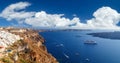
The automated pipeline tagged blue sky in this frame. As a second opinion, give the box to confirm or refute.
[0,0,120,29]
[1,0,119,20]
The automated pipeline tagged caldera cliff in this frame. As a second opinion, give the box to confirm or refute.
[0,27,58,63]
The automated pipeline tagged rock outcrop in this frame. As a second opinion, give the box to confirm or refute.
[0,27,58,63]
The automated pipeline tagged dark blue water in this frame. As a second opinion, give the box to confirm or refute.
[40,30,120,63]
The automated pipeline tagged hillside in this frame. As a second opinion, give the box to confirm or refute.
[0,27,58,63]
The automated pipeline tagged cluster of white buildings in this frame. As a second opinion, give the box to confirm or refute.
[0,31,21,47]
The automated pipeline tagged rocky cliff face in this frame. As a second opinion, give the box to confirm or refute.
[0,28,58,63]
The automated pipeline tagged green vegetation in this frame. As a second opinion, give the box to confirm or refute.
[0,58,12,63]
[20,59,27,63]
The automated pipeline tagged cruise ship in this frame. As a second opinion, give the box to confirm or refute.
[84,40,97,45]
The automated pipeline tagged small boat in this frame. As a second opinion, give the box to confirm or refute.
[84,40,97,45]
[63,53,69,59]
[56,44,64,47]
[85,58,90,61]
[59,44,64,47]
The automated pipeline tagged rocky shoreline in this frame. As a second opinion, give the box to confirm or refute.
[0,27,58,63]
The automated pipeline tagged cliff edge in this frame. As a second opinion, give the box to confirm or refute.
[0,27,58,63]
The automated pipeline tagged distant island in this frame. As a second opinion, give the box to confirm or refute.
[88,31,120,40]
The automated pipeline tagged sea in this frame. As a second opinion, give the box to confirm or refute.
[40,30,120,63]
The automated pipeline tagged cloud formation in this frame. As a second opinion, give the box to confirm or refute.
[87,7,120,29]
[0,2,35,23]
[25,11,83,28]
[1,2,120,29]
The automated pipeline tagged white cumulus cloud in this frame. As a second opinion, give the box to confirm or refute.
[87,7,120,29]
[25,11,83,27]
[0,2,35,23]
[0,2,120,29]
